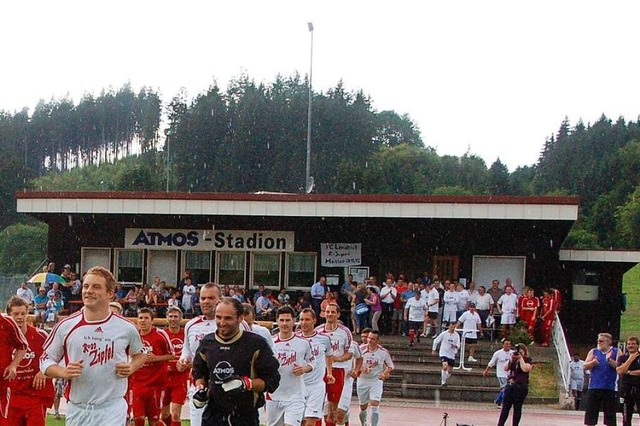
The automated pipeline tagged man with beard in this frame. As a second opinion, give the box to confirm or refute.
[192,298,280,425]
[617,336,640,426]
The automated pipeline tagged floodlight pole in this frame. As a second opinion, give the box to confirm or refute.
[305,22,314,193]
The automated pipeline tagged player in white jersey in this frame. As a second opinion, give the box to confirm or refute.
[297,308,334,426]
[431,323,460,385]
[497,285,519,330]
[267,306,314,426]
[40,266,146,426]
[176,283,221,426]
[339,329,369,423]
[483,338,513,408]
[316,302,353,426]
[356,330,394,426]
[242,302,276,351]
[424,283,440,337]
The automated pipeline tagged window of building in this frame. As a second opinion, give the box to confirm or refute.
[81,248,111,275]
[115,249,143,283]
[184,251,212,286]
[217,252,245,286]
[286,252,316,289]
[252,252,281,288]
[147,250,178,287]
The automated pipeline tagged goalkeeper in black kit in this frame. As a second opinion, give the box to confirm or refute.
[192,297,280,426]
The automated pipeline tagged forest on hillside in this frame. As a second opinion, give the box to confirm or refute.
[1,75,640,274]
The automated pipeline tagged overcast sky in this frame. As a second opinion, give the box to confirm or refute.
[2,1,639,171]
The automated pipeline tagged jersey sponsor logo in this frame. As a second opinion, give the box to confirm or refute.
[83,341,115,367]
[15,348,36,368]
[170,338,184,355]
[277,350,297,367]
[212,361,235,381]
[94,326,104,333]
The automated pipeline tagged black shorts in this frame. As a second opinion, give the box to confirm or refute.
[584,388,617,426]
[465,337,478,345]
[440,356,455,367]
[408,321,423,331]
[427,312,438,320]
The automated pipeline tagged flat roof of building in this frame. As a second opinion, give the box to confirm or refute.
[559,249,640,263]
[16,191,580,221]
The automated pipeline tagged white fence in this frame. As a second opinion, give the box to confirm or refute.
[552,311,571,396]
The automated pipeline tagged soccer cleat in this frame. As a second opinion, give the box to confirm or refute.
[467,356,478,363]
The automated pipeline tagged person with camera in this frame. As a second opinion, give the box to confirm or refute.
[497,343,533,426]
[617,336,640,426]
[191,297,280,426]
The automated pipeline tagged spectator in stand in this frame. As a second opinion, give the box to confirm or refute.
[467,281,478,303]
[114,283,127,302]
[475,286,495,339]
[484,339,513,408]
[177,270,191,295]
[488,279,503,305]
[181,278,196,317]
[47,282,62,299]
[70,272,82,301]
[311,276,327,318]
[456,302,482,363]
[278,288,291,306]
[151,277,163,294]
[125,288,139,317]
[379,278,397,335]
[391,279,408,335]
[33,288,48,328]
[442,281,458,327]
[44,292,62,328]
[16,282,34,307]
[320,291,337,320]
[455,283,471,320]
[256,289,275,321]
[6,296,54,425]
[419,271,431,287]
[365,286,382,332]
[340,274,354,303]
[353,284,369,334]
[60,264,74,307]
[167,289,181,310]
[431,323,460,386]
[497,285,518,339]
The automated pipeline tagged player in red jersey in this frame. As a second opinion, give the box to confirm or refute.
[517,288,539,338]
[6,296,54,426]
[0,297,28,426]
[129,308,174,426]
[161,306,188,426]
[540,289,557,347]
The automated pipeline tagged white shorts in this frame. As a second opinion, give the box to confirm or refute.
[502,313,516,325]
[187,383,205,426]
[66,397,127,426]
[338,374,354,412]
[266,399,305,426]
[304,381,326,419]
[570,377,584,391]
[356,378,383,405]
[442,308,457,323]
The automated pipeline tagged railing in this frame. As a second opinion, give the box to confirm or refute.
[551,311,571,396]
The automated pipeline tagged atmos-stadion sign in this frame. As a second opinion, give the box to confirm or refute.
[125,229,295,252]
[321,243,362,267]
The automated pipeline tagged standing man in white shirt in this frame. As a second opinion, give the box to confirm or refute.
[475,286,495,339]
[432,323,460,385]
[268,306,314,426]
[442,281,459,326]
[40,266,146,426]
[455,303,482,363]
[379,278,397,336]
[497,285,518,338]
[483,338,513,408]
[176,282,221,426]
[569,352,585,411]
[356,330,394,426]
[423,283,440,338]
[16,282,34,307]
[456,283,471,320]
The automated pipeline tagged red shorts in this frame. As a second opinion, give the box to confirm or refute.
[326,368,346,403]
[7,403,46,426]
[131,387,164,420]
[162,377,188,406]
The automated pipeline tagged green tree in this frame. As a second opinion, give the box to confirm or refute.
[488,158,509,195]
[0,223,48,275]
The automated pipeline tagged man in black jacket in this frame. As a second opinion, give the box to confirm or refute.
[192,297,280,426]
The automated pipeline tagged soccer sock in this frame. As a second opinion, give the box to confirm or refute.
[441,370,446,383]
[359,409,368,426]
[370,406,380,426]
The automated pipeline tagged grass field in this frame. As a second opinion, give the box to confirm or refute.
[621,263,640,339]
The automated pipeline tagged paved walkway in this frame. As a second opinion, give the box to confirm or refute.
[50,397,619,425]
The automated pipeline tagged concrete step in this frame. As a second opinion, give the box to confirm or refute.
[382,383,500,402]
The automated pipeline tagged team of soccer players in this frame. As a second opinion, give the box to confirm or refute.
[0,271,396,425]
